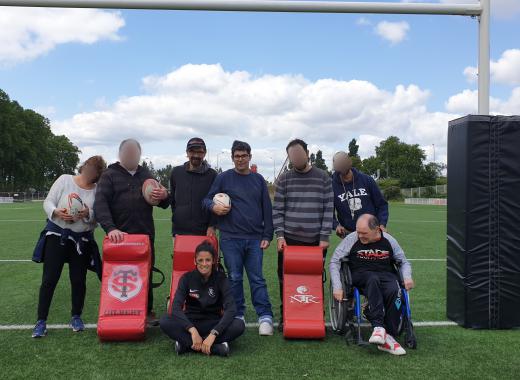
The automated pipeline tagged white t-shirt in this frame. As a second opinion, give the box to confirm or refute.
[43,174,97,233]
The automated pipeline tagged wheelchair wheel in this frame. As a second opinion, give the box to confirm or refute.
[329,282,348,333]
[404,320,417,349]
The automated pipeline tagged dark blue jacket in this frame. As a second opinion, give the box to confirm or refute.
[202,169,274,241]
[32,220,102,280]
[332,168,389,232]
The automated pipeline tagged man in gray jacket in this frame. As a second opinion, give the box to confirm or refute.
[329,214,414,356]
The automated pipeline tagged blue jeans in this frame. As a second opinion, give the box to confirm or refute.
[220,238,273,321]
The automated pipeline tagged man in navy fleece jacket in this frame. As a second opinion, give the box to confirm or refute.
[332,152,388,238]
[203,140,275,336]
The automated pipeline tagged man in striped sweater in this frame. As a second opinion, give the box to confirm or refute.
[273,139,334,330]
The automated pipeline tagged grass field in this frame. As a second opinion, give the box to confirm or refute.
[0,202,518,379]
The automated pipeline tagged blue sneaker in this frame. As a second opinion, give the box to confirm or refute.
[32,319,47,338]
[70,315,85,332]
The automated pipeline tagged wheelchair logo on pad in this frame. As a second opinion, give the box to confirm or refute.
[290,285,320,304]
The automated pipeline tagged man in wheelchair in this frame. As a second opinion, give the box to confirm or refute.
[329,214,414,355]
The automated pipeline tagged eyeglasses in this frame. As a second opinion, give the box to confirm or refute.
[233,154,250,161]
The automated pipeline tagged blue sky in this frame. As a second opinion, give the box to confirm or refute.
[1,1,519,179]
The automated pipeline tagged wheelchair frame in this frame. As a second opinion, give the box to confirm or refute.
[329,257,417,349]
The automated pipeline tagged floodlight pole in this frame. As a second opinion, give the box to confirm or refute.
[0,0,490,114]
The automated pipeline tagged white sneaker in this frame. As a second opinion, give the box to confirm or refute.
[378,334,407,356]
[368,327,386,345]
[258,321,274,336]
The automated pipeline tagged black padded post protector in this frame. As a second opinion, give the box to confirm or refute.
[447,115,520,329]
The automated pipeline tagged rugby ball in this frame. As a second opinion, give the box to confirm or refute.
[213,193,231,208]
[57,192,84,217]
[142,178,164,206]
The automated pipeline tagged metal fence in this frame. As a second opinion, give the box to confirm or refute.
[0,191,49,202]
[404,198,447,206]
[401,184,447,198]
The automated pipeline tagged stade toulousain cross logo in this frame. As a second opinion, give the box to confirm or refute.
[108,265,143,302]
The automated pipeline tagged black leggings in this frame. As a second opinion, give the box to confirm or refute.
[277,237,327,319]
[160,315,245,348]
[351,271,402,337]
[37,235,91,320]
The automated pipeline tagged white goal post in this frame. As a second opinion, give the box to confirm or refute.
[0,0,491,114]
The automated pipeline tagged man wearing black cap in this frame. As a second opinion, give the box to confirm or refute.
[169,138,217,237]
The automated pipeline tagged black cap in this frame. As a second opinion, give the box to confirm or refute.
[186,137,206,151]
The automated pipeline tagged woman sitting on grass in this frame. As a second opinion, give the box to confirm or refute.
[31,155,106,338]
[160,241,245,357]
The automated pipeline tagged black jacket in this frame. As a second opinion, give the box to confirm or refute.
[169,161,217,236]
[94,162,169,238]
[172,269,236,334]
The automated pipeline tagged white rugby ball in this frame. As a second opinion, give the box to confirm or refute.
[57,192,84,217]
[213,193,231,208]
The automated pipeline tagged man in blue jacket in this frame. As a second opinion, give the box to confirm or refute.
[203,140,275,336]
[332,152,388,238]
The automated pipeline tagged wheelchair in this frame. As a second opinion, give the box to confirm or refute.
[328,257,417,349]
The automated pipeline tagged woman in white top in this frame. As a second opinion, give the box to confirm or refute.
[32,156,106,338]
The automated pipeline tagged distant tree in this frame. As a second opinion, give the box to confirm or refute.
[0,88,80,191]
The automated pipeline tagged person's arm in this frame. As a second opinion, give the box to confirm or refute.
[320,176,334,242]
[212,275,237,334]
[369,177,389,227]
[207,171,218,228]
[385,233,412,280]
[169,169,176,211]
[272,176,286,239]
[171,274,195,331]
[329,233,357,291]
[43,175,64,220]
[261,177,274,241]
[202,173,223,211]
[93,173,117,234]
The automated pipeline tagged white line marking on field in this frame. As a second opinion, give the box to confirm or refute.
[0,258,445,263]
[0,220,41,222]
[0,321,457,331]
[390,220,445,223]
[408,259,446,262]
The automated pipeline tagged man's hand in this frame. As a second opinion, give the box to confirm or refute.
[335,225,347,239]
[277,237,286,252]
[151,187,168,201]
[74,205,89,221]
[333,289,343,302]
[404,278,415,291]
[212,203,231,216]
[319,240,329,249]
[201,333,216,355]
[189,327,203,351]
[53,208,74,222]
[108,229,126,244]
[206,226,216,237]
[260,240,270,250]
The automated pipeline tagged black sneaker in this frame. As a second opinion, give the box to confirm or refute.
[210,342,230,357]
[146,311,159,327]
[174,341,189,355]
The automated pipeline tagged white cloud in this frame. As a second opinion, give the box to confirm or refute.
[464,49,520,86]
[445,87,520,114]
[356,17,372,26]
[0,8,125,66]
[52,63,461,178]
[374,21,410,45]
